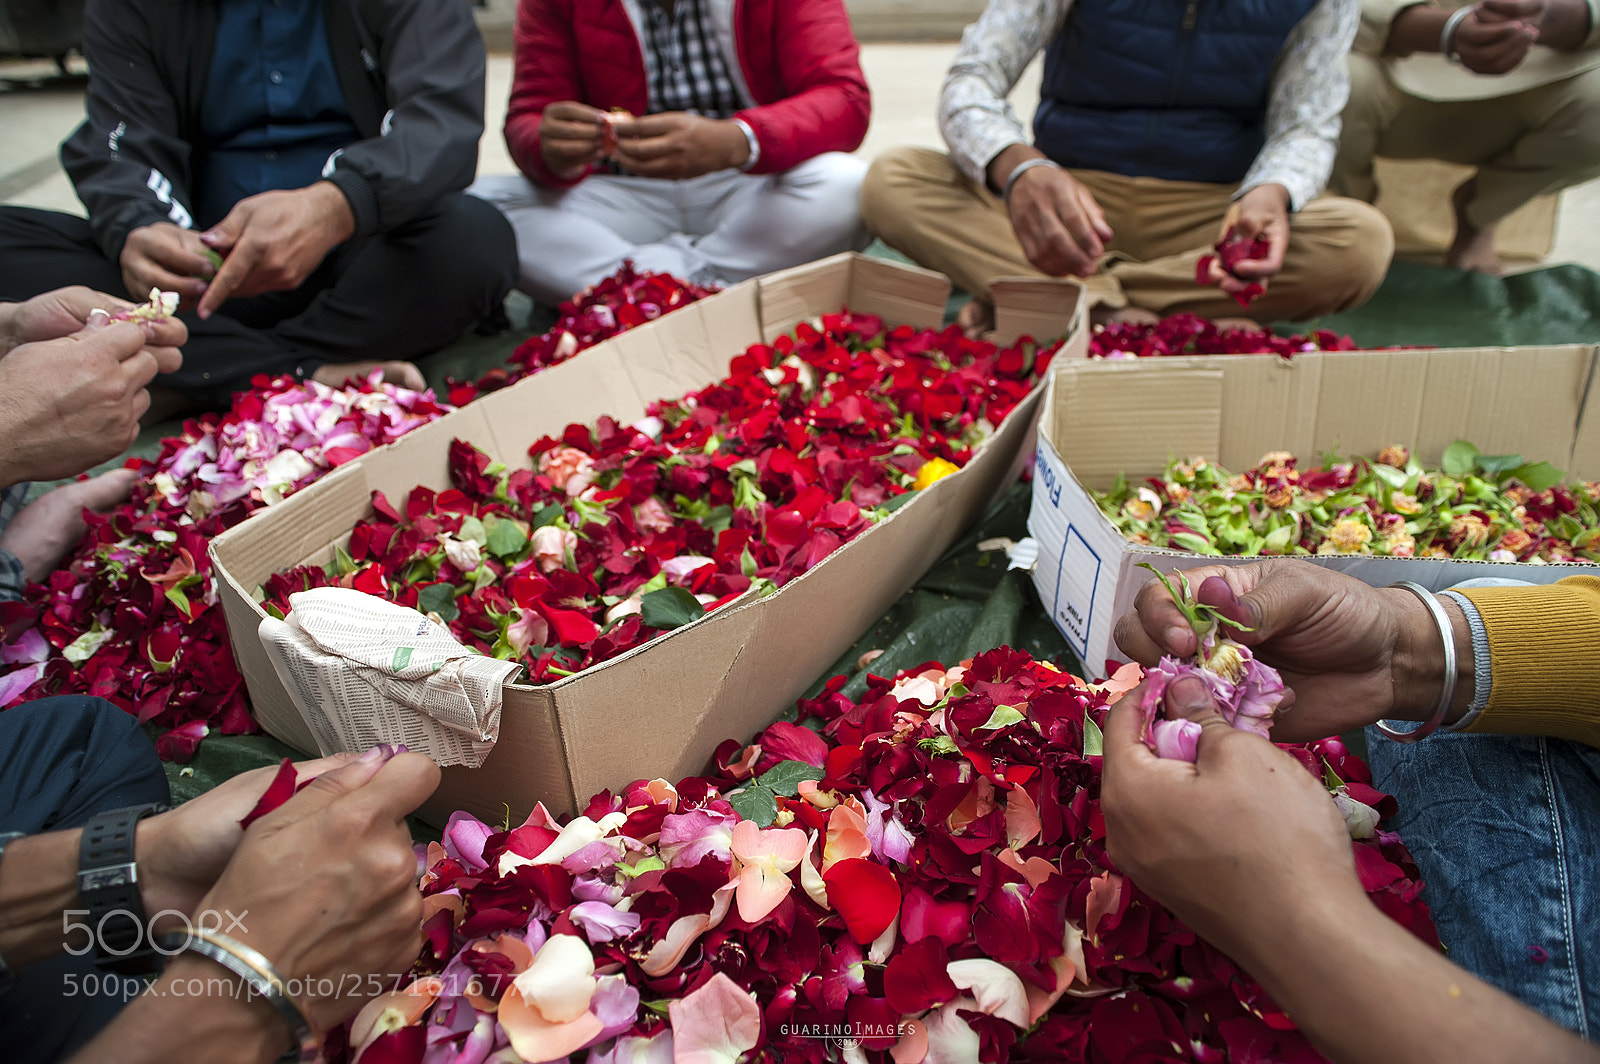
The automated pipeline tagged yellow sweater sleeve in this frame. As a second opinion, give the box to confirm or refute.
[1457,576,1600,748]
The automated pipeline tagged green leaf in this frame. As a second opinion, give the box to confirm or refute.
[1168,531,1220,555]
[1441,440,1480,478]
[979,704,1026,730]
[331,543,358,577]
[1511,461,1565,492]
[531,503,564,529]
[165,586,192,616]
[1370,464,1409,490]
[1475,452,1526,478]
[756,760,825,797]
[728,785,778,826]
[485,518,530,559]
[417,582,460,623]
[875,490,920,516]
[640,586,706,631]
[1082,714,1104,757]
[1322,759,1344,790]
[917,734,961,757]
[457,515,487,545]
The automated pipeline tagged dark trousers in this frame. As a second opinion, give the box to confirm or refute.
[0,697,170,1063]
[0,194,518,406]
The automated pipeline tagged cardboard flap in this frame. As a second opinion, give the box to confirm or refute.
[990,277,1084,348]
[1215,355,1321,469]
[757,253,949,342]
[1048,361,1225,488]
[1568,348,1600,479]
[1407,346,1592,468]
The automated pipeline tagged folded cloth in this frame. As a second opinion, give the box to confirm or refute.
[259,586,522,768]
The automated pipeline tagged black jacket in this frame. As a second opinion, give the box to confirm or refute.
[60,0,488,261]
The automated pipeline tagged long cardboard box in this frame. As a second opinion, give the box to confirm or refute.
[1027,346,1600,673]
[212,254,1086,822]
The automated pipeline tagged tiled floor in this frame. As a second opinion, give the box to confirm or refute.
[4,44,1598,271]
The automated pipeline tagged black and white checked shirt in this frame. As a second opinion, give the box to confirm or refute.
[636,0,744,120]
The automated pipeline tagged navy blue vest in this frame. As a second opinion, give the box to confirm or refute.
[1033,0,1317,184]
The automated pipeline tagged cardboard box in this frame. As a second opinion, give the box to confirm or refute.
[1027,346,1600,673]
[211,254,1086,823]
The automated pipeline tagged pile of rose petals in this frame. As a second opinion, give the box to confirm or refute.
[1088,314,1360,361]
[0,372,449,760]
[265,314,1062,684]
[1096,443,1600,563]
[338,647,1436,1064]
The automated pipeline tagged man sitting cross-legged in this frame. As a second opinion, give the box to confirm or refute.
[471,0,873,306]
[862,0,1396,335]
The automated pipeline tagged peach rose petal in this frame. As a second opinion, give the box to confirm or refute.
[1086,871,1124,940]
[499,984,606,1064]
[1003,784,1041,850]
[823,800,871,870]
[464,934,537,1012]
[890,1019,929,1064]
[668,971,761,1064]
[513,934,597,1024]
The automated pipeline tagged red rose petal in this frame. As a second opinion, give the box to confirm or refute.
[239,758,298,829]
[823,857,901,944]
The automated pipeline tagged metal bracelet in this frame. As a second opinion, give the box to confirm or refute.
[159,928,318,1063]
[1440,5,1473,63]
[1375,581,1457,743]
[1002,156,1062,203]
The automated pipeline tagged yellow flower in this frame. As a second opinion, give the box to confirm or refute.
[1205,642,1246,683]
[1450,515,1489,548]
[1324,518,1373,554]
[1382,529,1415,557]
[913,457,960,491]
[1264,485,1295,509]
[1390,493,1422,515]
[1376,445,1410,468]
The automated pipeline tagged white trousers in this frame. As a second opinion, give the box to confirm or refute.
[471,153,871,305]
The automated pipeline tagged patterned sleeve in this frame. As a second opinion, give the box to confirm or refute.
[1237,0,1359,210]
[938,0,1073,188]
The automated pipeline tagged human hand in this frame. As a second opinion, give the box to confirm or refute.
[1099,678,1363,971]
[612,112,750,179]
[1000,153,1113,278]
[120,223,217,309]
[1112,558,1466,741]
[196,183,355,319]
[1205,184,1289,299]
[1455,2,1541,73]
[0,285,186,362]
[0,317,183,487]
[190,750,439,1033]
[136,753,361,931]
[540,100,610,178]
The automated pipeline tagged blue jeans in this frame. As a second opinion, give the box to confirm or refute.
[1368,727,1600,1037]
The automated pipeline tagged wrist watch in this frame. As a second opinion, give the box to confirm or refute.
[78,803,169,975]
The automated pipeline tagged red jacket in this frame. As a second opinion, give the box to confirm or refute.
[505,0,870,187]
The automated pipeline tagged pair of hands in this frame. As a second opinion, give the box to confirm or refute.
[539,101,751,180]
[0,287,185,486]
[996,148,1289,300]
[137,750,440,1037]
[120,181,355,321]
[1101,558,1450,971]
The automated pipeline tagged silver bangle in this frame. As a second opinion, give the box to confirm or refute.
[1375,581,1457,743]
[1440,5,1473,63]
[159,928,318,1062]
[1002,156,1062,202]
[732,117,761,173]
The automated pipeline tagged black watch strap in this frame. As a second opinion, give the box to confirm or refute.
[78,803,168,975]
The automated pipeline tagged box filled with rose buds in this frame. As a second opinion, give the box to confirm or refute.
[1028,345,1600,673]
[210,254,1086,822]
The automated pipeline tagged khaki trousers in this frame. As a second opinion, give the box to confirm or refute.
[1335,53,1600,230]
[860,147,1393,320]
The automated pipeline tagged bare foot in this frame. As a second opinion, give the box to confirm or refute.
[1090,305,1161,328]
[0,469,138,582]
[1447,179,1503,275]
[956,300,995,340]
[311,359,427,392]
